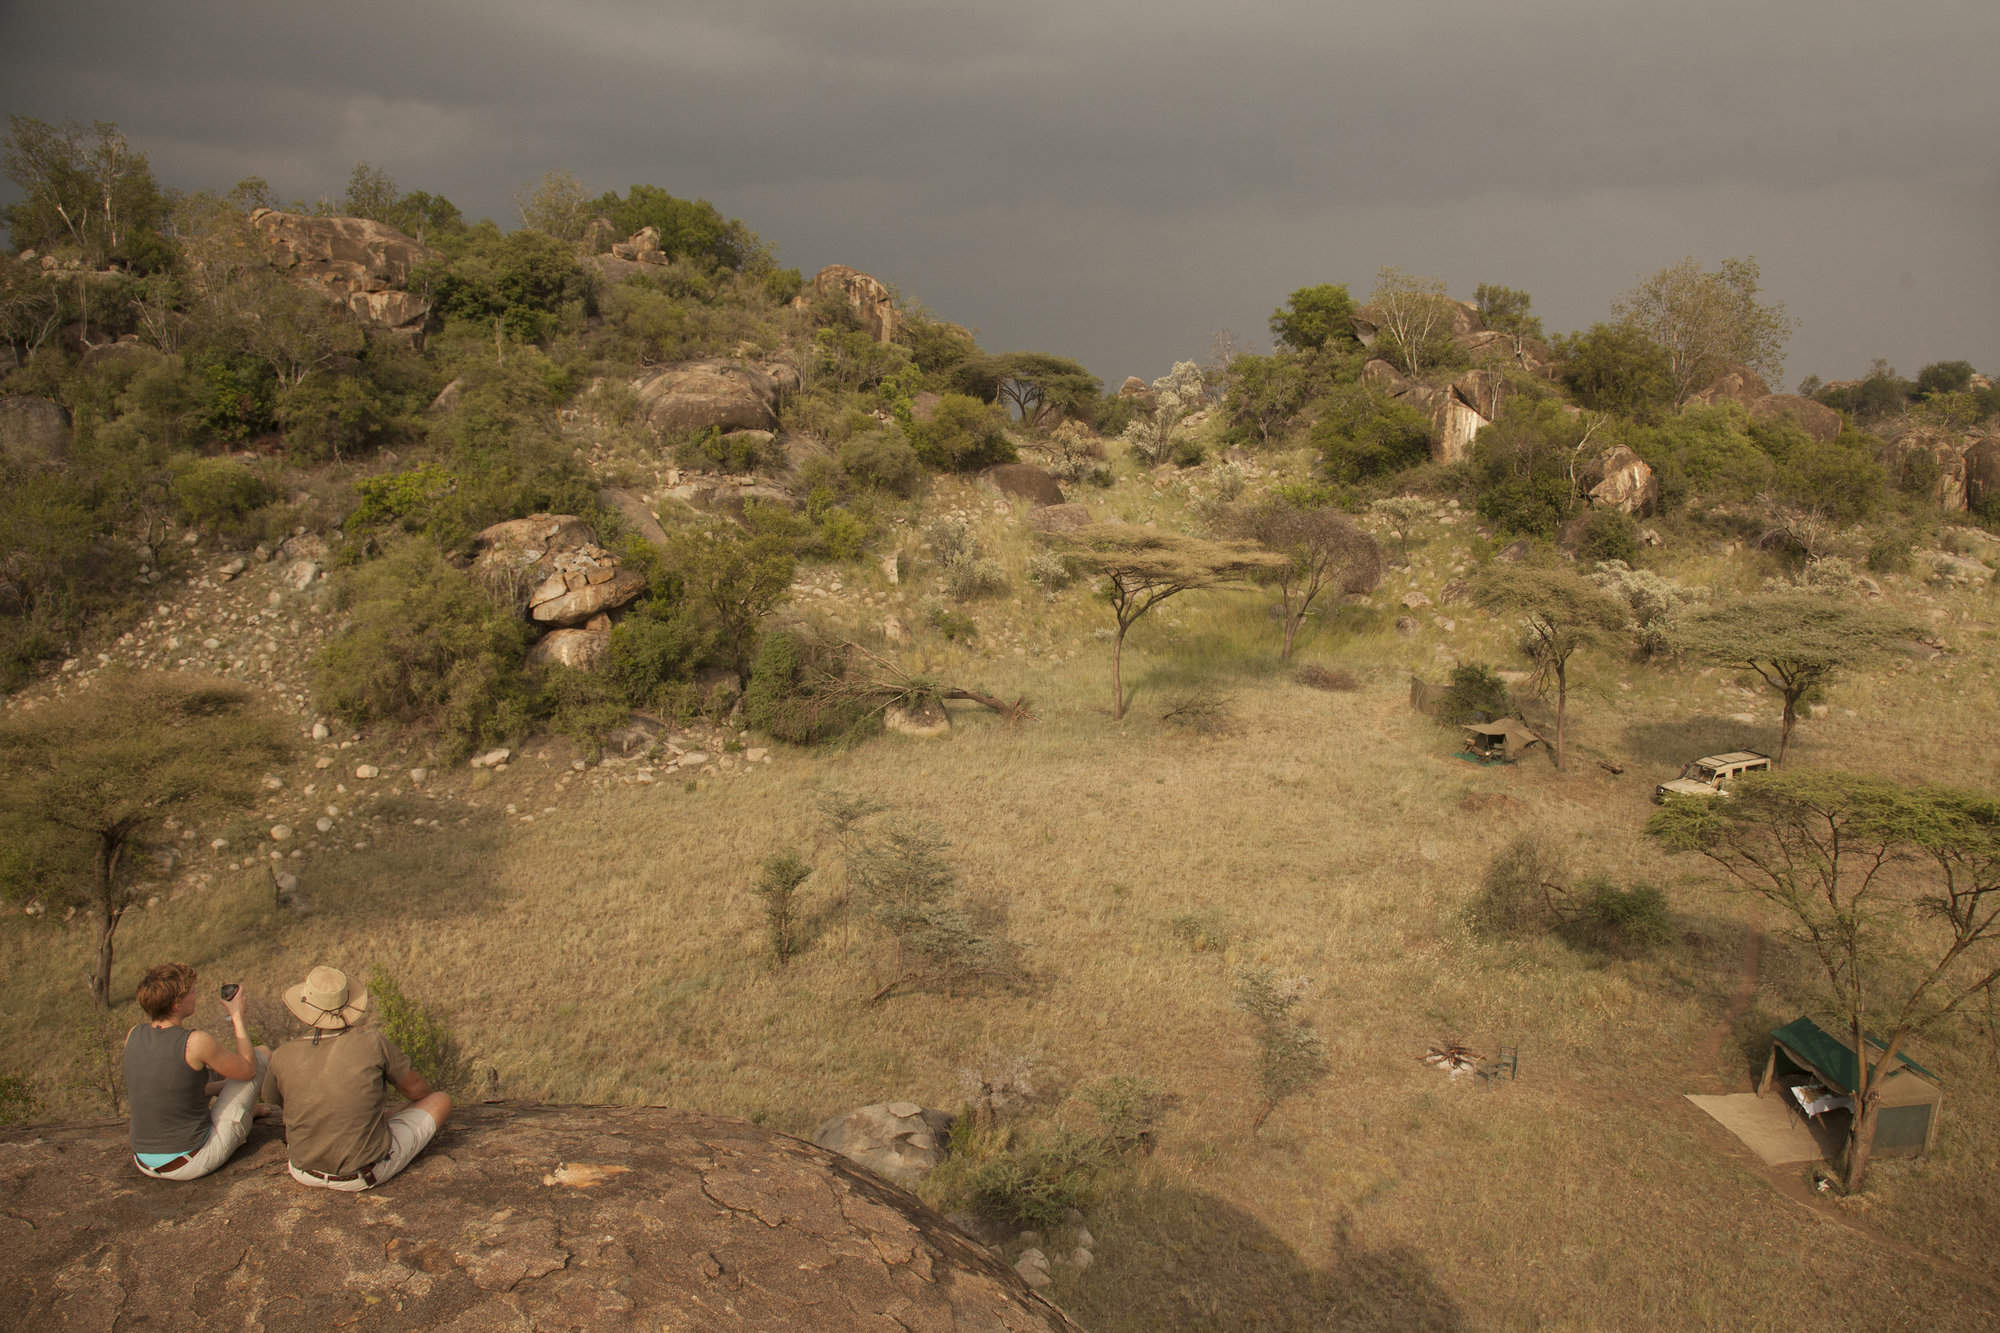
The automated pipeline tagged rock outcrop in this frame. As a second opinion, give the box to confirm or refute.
[983,462,1065,506]
[1966,438,2000,514]
[1689,365,1772,408]
[0,1104,1081,1332]
[0,394,71,463]
[794,265,900,344]
[813,1102,958,1186]
[634,360,785,436]
[526,627,612,671]
[469,516,646,662]
[1584,445,1660,514]
[1748,393,1843,443]
[249,208,440,341]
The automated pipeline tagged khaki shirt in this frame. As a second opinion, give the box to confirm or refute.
[264,1027,413,1175]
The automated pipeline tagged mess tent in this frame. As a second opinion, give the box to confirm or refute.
[1757,1016,1943,1157]
[1458,719,1547,764]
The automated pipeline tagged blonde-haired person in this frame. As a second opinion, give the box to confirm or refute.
[123,963,269,1180]
[264,965,453,1190]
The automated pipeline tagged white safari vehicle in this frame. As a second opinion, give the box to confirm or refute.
[1653,751,1772,803]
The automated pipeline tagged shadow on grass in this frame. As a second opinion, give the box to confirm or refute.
[1064,1178,1466,1332]
[298,800,513,925]
[1619,715,1774,770]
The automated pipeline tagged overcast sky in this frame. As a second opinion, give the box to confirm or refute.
[4,1,1995,390]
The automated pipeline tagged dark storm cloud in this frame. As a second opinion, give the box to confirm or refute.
[4,1,1995,383]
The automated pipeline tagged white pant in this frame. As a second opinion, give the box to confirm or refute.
[136,1048,268,1181]
[288,1105,440,1191]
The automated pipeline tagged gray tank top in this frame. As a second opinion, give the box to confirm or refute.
[125,1025,210,1154]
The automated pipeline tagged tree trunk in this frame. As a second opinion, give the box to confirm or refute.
[1281,613,1299,661]
[1554,666,1568,770]
[1843,1093,1880,1193]
[1111,624,1129,719]
[91,906,121,1008]
[1778,694,1797,764]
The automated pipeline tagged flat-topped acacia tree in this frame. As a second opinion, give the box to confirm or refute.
[1669,591,1916,763]
[0,671,291,1007]
[1474,564,1627,770]
[1056,522,1287,719]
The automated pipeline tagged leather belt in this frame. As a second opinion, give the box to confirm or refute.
[294,1159,383,1187]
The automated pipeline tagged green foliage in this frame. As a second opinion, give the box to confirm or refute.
[168,456,275,534]
[1168,908,1233,954]
[1367,267,1462,377]
[844,818,1014,1001]
[193,354,278,444]
[1309,384,1432,484]
[1774,433,1887,523]
[606,602,709,713]
[0,459,141,688]
[598,274,769,366]
[1473,283,1545,343]
[1232,967,1330,1131]
[424,224,595,342]
[1270,283,1358,353]
[1915,359,1976,399]
[364,967,474,1095]
[671,511,797,683]
[0,671,291,1005]
[276,371,392,462]
[1221,351,1314,447]
[1437,663,1510,726]
[1467,834,1563,938]
[1589,560,1698,658]
[836,429,924,496]
[1555,323,1674,421]
[1564,880,1673,956]
[313,539,537,760]
[3,116,170,269]
[1623,406,1771,507]
[671,425,779,473]
[934,1121,1106,1229]
[347,462,458,532]
[951,352,1100,430]
[743,850,810,968]
[340,163,464,245]
[1613,256,1795,406]
[589,184,771,273]
[1574,507,1640,565]
[906,394,1016,471]
[743,629,872,745]
[1078,1075,1174,1155]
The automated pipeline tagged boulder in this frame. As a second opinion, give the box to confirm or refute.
[1028,502,1093,536]
[983,462,1065,506]
[1586,445,1659,514]
[1361,358,1413,397]
[634,360,783,436]
[813,1102,958,1187]
[471,514,601,597]
[528,562,647,627]
[1690,365,1772,408]
[598,487,671,548]
[526,627,612,671]
[78,334,153,371]
[0,1105,1079,1332]
[1117,375,1150,399]
[662,477,798,517]
[1431,395,1491,466]
[248,208,440,339]
[1747,393,1843,444]
[1450,368,1509,421]
[885,698,952,738]
[794,264,900,343]
[0,395,71,463]
[1965,438,2000,514]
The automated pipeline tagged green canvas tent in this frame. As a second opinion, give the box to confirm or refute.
[1757,1016,1942,1157]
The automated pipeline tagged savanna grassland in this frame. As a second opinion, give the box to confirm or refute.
[6,465,1999,1332]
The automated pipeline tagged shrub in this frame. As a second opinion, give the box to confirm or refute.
[933,1121,1106,1229]
[1436,663,1510,725]
[1079,1075,1174,1155]
[837,429,924,496]
[923,600,977,642]
[743,628,875,745]
[1467,834,1565,939]
[1295,664,1359,691]
[1233,967,1330,1131]
[1168,909,1232,954]
[313,539,536,760]
[169,457,276,535]
[365,966,474,1095]
[751,850,812,966]
[673,426,777,473]
[907,394,1015,471]
[0,1073,38,1125]
[1309,385,1432,484]
[606,605,709,711]
[1025,550,1078,590]
[1561,879,1673,957]
[1574,507,1640,565]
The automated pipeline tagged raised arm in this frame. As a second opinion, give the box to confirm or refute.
[187,986,256,1083]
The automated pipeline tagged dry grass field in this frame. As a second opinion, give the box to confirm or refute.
[6,468,2000,1330]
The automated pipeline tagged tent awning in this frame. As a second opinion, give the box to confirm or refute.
[1769,1016,1940,1101]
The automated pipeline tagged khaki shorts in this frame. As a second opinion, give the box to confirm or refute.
[135,1049,267,1182]
[288,1105,439,1191]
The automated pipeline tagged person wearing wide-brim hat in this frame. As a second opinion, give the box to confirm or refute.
[264,965,453,1190]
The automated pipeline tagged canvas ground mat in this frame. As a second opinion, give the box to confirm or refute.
[1684,1093,1843,1165]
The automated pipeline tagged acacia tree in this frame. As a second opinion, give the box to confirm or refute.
[1670,592,1914,763]
[1057,523,1286,718]
[1613,256,1796,407]
[1228,497,1381,659]
[954,352,1101,430]
[0,672,292,1007]
[1473,565,1626,769]
[1367,267,1458,377]
[1649,773,2000,1192]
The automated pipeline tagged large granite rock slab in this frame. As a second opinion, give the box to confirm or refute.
[0,1104,1082,1332]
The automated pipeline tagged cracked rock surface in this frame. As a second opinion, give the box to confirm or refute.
[0,1104,1082,1332]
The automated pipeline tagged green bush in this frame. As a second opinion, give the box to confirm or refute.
[0,1072,38,1125]
[313,539,536,760]
[365,967,474,1095]
[1437,663,1510,725]
[750,850,812,967]
[1467,834,1564,939]
[837,429,924,496]
[945,1127,1106,1229]
[907,394,1016,471]
[1561,879,1673,956]
[169,456,276,535]
[1309,385,1432,484]
[607,604,708,710]
[672,426,778,473]
[743,629,875,745]
[1574,507,1640,565]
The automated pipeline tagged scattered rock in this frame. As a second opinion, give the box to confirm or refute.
[249,208,439,340]
[472,748,512,769]
[812,1102,957,1188]
[0,395,71,463]
[1028,503,1093,536]
[269,825,292,842]
[354,765,379,780]
[526,627,613,671]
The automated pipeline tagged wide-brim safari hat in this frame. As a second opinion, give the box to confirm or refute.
[283,965,369,1030]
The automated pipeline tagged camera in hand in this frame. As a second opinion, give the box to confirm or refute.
[220,983,240,1001]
